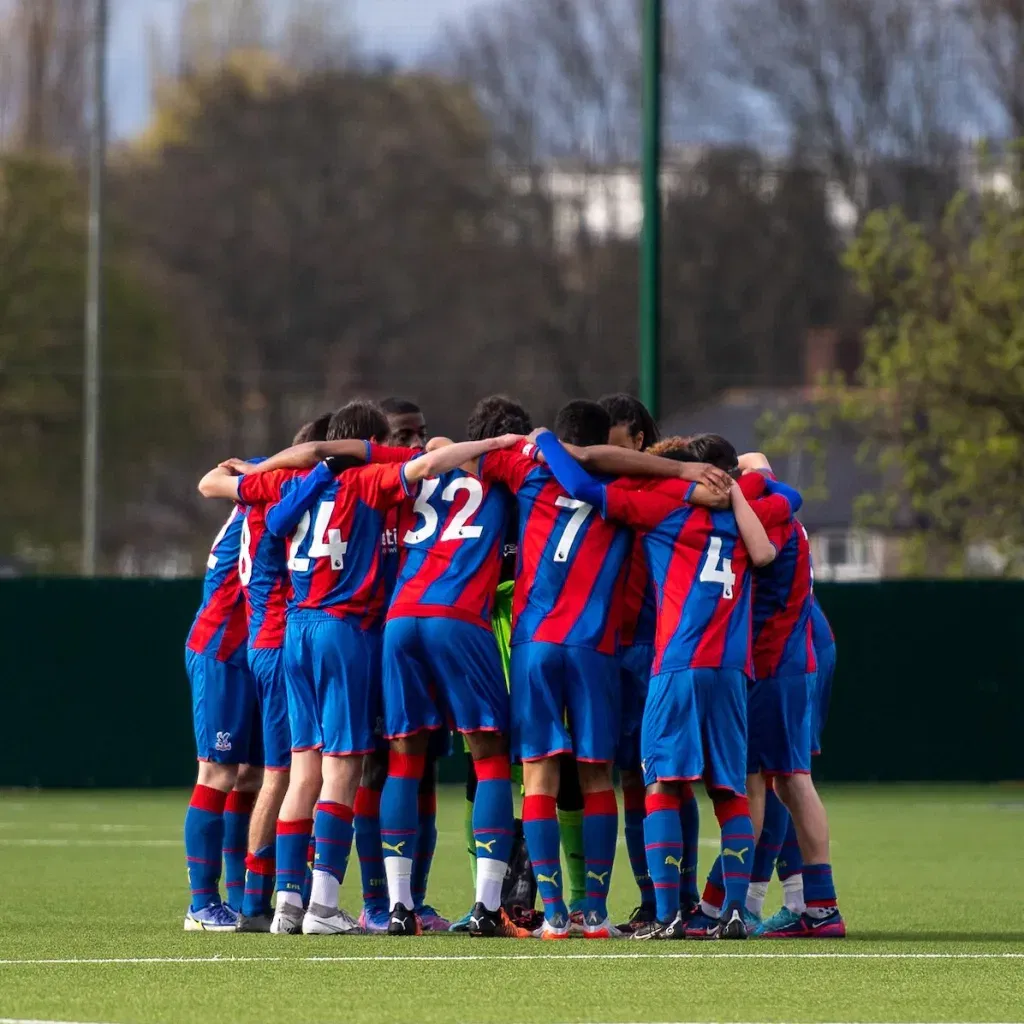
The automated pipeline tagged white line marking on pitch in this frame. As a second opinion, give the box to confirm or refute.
[1,953,1022,965]
[0,1018,120,1024]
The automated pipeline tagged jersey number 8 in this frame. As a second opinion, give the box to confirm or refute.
[404,477,484,545]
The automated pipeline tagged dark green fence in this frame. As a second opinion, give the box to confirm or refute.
[0,579,1020,787]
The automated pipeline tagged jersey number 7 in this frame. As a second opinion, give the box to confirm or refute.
[288,503,347,572]
[553,496,593,562]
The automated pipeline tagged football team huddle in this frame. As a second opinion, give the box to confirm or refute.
[183,392,844,941]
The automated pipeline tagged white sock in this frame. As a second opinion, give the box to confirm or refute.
[782,873,806,913]
[476,857,507,912]
[277,890,303,911]
[700,899,721,920]
[310,869,339,911]
[385,856,414,911]
[746,881,768,916]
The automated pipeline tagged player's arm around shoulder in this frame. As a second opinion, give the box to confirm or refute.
[198,465,242,501]
[731,480,777,566]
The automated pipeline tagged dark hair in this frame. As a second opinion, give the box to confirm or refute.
[598,393,659,450]
[327,399,389,443]
[466,395,533,441]
[554,399,611,448]
[292,412,332,446]
[380,397,421,417]
[686,432,741,477]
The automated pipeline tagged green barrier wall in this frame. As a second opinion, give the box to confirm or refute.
[0,579,1020,787]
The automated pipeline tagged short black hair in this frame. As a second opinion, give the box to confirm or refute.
[598,393,659,451]
[292,412,332,445]
[380,397,421,417]
[554,399,611,448]
[327,399,389,443]
[686,432,740,477]
[466,395,533,441]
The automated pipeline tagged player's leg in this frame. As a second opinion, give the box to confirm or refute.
[354,751,389,932]
[224,764,261,914]
[303,617,379,935]
[239,647,291,931]
[557,755,586,917]
[633,669,702,940]
[413,740,448,930]
[184,649,245,931]
[271,618,322,934]
[513,642,573,937]
[565,647,622,938]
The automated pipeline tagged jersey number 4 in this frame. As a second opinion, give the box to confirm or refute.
[288,503,347,571]
[700,536,736,599]
[404,477,484,545]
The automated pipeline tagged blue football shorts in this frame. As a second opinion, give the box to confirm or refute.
[747,672,815,776]
[186,647,259,766]
[282,611,380,757]
[382,616,509,738]
[248,646,291,771]
[510,641,620,763]
[616,642,654,772]
[641,667,748,794]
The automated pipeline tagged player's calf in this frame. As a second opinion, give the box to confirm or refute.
[271,749,321,934]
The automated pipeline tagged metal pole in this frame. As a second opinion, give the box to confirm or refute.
[639,0,662,419]
[83,0,108,576]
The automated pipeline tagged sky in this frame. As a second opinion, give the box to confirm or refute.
[108,0,494,137]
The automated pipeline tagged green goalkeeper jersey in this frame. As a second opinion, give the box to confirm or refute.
[491,579,514,688]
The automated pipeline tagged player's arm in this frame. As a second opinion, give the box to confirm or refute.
[571,443,733,497]
[738,452,772,473]
[198,466,242,500]
[264,465,332,538]
[731,480,777,566]
[403,434,523,484]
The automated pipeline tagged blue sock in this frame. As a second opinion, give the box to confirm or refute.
[644,792,682,923]
[582,789,617,919]
[752,785,787,883]
[185,784,227,912]
[354,786,387,912]
[275,818,313,900]
[473,756,516,911]
[241,844,275,917]
[777,814,804,882]
[623,786,654,910]
[222,790,253,913]
[412,791,437,910]
[380,753,424,909]
[312,801,355,885]
[679,785,700,906]
[523,794,567,923]
[716,797,755,910]
[803,863,838,917]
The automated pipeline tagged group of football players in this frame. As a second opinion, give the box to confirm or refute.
[182,391,844,941]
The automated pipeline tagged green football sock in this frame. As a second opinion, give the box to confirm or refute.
[558,808,586,906]
[464,798,477,886]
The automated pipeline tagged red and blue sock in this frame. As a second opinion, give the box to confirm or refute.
[275,817,313,899]
[777,812,804,882]
[679,783,700,906]
[622,784,654,911]
[522,793,567,923]
[185,784,227,912]
[354,786,387,912]
[412,791,438,910]
[381,753,424,908]
[473,756,515,865]
[312,800,355,884]
[582,788,617,919]
[713,793,755,909]
[241,844,275,918]
[222,790,254,913]
[803,863,838,918]
[752,784,787,884]
[644,791,682,923]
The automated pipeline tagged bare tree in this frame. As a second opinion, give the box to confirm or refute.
[960,0,1024,138]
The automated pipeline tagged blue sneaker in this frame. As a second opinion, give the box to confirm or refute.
[449,908,474,933]
[755,906,801,936]
[759,907,846,939]
[418,905,451,932]
[743,908,761,935]
[184,902,238,932]
[358,905,391,934]
[683,908,720,940]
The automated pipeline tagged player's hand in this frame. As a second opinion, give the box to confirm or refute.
[526,427,550,442]
[676,461,733,496]
[492,433,526,449]
[219,458,255,476]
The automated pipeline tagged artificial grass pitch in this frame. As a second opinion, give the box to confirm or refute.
[1,785,1022,1024]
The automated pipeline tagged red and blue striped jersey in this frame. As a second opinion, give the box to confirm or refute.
[239,463,412,627]
[239,499,290,650]
[481,449,632,654]
[620,537,657,648]
[387,467,514,629]
[752,518,817,680]
[186,505,249,663]
[604,475,793,677]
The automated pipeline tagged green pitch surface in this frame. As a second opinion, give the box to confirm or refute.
[2,785,1022,1024]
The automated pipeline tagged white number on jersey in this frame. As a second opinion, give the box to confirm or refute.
[238,516,253,585]
[287,510,312,572]
[699,535,736,599]
[402,476,485,545]
[553,496,593,562]
[207,507,240,570]
[287,503,347,572]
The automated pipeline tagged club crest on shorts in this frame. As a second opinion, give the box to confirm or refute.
[215,731,232,752]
